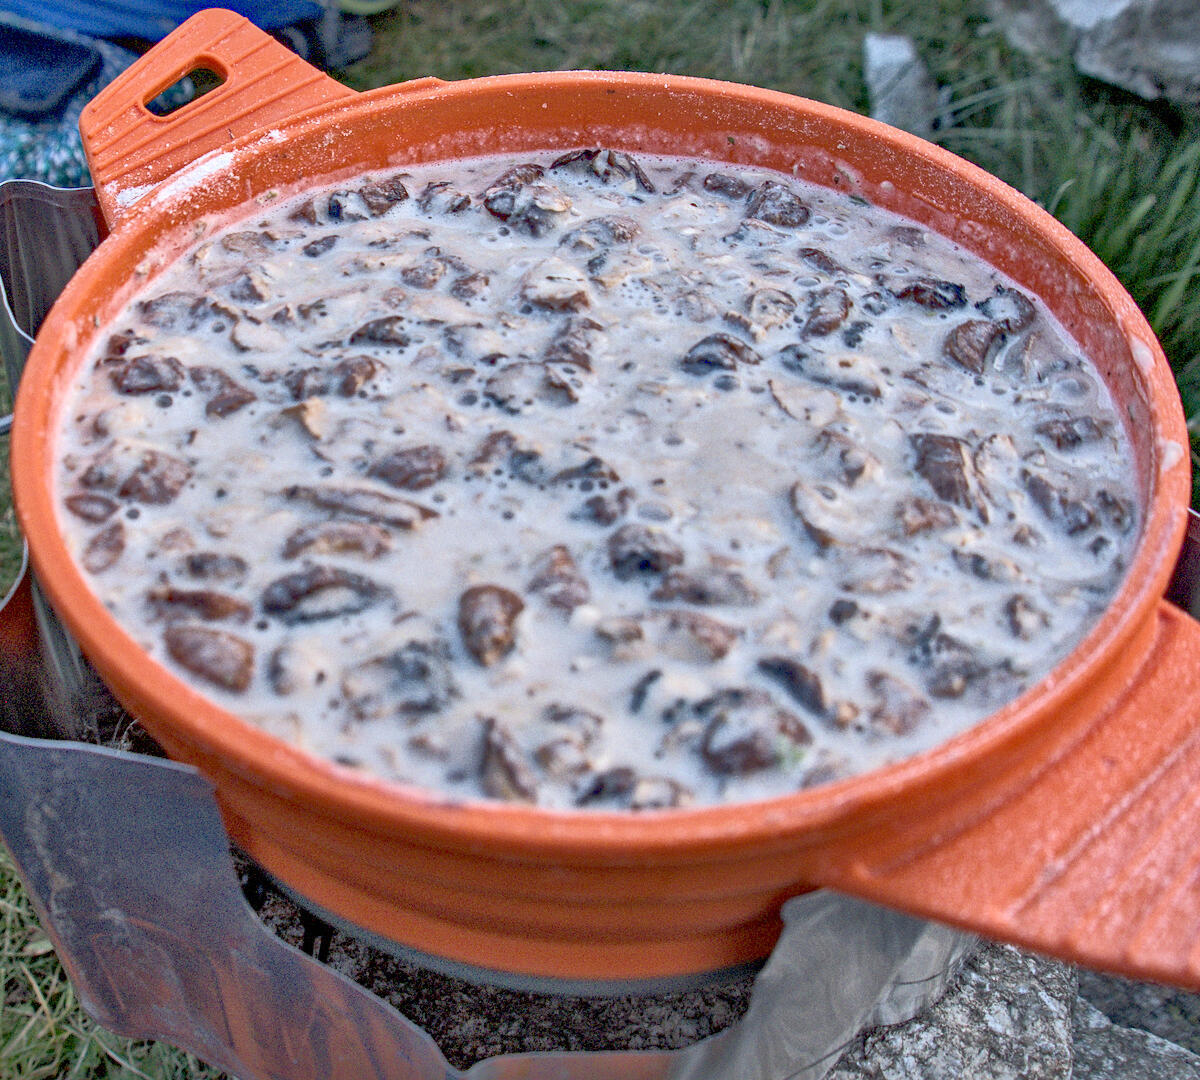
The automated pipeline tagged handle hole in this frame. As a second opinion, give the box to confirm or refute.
[144,67,225,117]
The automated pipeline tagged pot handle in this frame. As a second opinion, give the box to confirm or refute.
[815,598,1200,990]
[78,9,359,226]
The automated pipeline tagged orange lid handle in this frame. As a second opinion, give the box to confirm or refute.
[79,8,357,226]
[818,598,1200,989]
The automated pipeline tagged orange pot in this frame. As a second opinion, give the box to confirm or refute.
[12,9,1200,989]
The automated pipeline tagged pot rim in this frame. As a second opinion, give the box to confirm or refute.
[12,68,1191,855]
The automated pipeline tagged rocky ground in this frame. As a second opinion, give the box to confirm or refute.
[249,871,1200,1078]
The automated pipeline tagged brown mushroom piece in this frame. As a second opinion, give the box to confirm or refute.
[484,362,577,412]
[575,486,635,525]
[482,164,572,237]
[575,767,693,810]
[799,287,851,337]
[910,433,988,521]
[865,670,930,735]
[183,552,248,581]
[458,585,524,666]
[894,496,958,537]
[544,316,602,370]
[789,480,866,550]
[1033,415,1107,450]
[560,216,640,253]
[341,640,458,719]
[149,586,251,622]
[1022,470,1097,535]
[976,286,1036,333]
[262,565,392,624]
[115,449,191,505]
[110,354,186,395]
[417,180,472,215]
[903,616,989,699]
[943,319,1005,375]
[702,172,751,199]
[651,568,760,606]
[190,366,257,417]
[535,705,603,778]
[653,609,740,662]
[479,717,539,803]
[349,316,411,347]
[745,180,810,227]
[282,520,392,560]
[840,546,916,595]
[1006,594,1051,640]
[550,147,655,191]
[696,688,812,776]
[82,521,125,573]
[64,492,119,523]
[528,545,591,611]
[757,656,830,719]
[358,175,410,215]
[284,484,438,529]
[521,257,590,311]
[607,523,685,579]
[890,278,967,310]
[680,333,762,376]
[164,624,254,693]
[368,445,447,491]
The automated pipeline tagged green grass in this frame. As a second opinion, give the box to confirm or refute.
[1,1,1200,1074]
[0,849,226,1079]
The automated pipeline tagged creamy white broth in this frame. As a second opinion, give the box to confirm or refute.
[56,150,1138,808]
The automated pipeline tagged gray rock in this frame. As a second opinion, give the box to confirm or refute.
[863,33,940,139]
[1078,968,1200,1056]
[827,943,1076,1079]
[1073,995,1200,1078]
[988,0,1200,103]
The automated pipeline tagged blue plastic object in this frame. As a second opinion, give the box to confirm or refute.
[0,15,101,119]
[0,0,325,41]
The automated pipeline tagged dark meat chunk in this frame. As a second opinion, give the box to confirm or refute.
[829,598,859,624]
[282,520,392,560]
[358,175,410,215]
[696,688,811,776]
[417,181,472,215]
[943,319,1005,375]
[82,521,125,573]
[891,278,967,311]
[544,317,602,370]
[482,164,571,237]
[680,333,762,375]
[895,496,958,537]
[702,172,751,199]
[550,148,655,191]
[458,584,524,666]
[651,568,760,606]
[479,718,538,803]
[164,624,254,693]
[910,434,987,521]
[190,366,256,417]
[302,236,338,258]
[528,545,590,611]
[342,640,458,719]
[745,180,810,227]
[149,586,251,622]
[368,445,447,491]
[64,493,118,523]
[1022,471,1096,535]
[1006,594,1050,640]
[977,286,1035,333]
[285,484,437,529]
[757,657,829,718]
[110,354,185,395]
[560,216,640,252]
[184,552,248,581]
[608,523,685,579]
[1034,415,1106,450]
[262,565,391,624]
[349,316,410,347]
[576,486,635,526]
[800,287,851,337]
[866,671,930,735]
